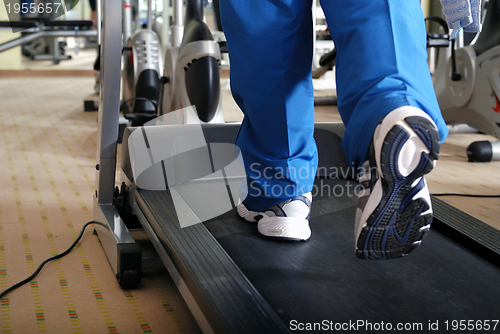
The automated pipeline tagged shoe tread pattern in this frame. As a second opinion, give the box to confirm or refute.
[357,116,439,260]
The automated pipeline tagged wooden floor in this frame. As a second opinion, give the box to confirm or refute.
[0,72,499,333]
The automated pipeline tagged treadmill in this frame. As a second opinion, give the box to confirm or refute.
[93,0,500,333]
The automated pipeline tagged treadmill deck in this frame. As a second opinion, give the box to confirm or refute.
[136,178,500,333]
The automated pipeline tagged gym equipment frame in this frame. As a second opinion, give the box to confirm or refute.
[94,0,500,333]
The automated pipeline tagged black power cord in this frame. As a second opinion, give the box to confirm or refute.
[0,221,106,300]
[433,193,500,198]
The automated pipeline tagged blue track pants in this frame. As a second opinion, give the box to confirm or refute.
[220,0,448,211]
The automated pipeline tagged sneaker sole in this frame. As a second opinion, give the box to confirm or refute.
[356,113,440,260]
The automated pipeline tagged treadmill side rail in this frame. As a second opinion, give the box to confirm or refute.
[134,189,291,334]
[132,199,216,334]
[432,195,500,267]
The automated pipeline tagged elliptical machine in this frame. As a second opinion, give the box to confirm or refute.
[160,0,224,123]
[433,0,500,161]
[121,0,163,126]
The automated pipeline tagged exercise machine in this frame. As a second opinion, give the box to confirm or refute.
[93,0,500,332]
[311,1,337,107]
[312,48,338,106]
[86,0,225,127]
[84,0,161,138]
[433,0,500,161]
[0,20,96,64]
[83,0,162,121]
[121,0,163,126]
[160,0,224,123]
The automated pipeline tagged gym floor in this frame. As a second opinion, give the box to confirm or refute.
[0,49,499,332]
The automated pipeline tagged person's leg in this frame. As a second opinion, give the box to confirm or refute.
[321,0,447,167]
[220,0,317,211]
[219,0,316,240]
[322,0,447,259]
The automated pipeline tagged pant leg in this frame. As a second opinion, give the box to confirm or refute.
[321,0,449,168]
[220,0,317,211]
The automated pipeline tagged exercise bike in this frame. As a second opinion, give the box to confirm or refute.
[433,0,500,161]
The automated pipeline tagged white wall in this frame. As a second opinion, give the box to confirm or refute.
[0,5,22,69]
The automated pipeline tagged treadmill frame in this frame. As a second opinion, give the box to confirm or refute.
[93,0,500,333]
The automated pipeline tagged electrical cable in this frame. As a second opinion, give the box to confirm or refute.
[432,193,500,198]
[0,221,106,300]
[315,175,500,199]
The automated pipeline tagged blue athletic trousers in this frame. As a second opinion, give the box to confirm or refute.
[219,0,448,211]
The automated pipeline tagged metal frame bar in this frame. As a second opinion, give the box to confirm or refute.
[97,0,102,44]
[96,0,121,206]
[123,0,133,46]
[146,0,153,31]
[93,0,141,283]
[171,0,184,47]
[0,30,97,52]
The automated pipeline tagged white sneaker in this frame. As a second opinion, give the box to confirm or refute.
[237,192,312,241]
[355,106,440,259]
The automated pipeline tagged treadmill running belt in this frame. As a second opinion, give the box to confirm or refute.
[204,178,500,331]
[128,123,499,333]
